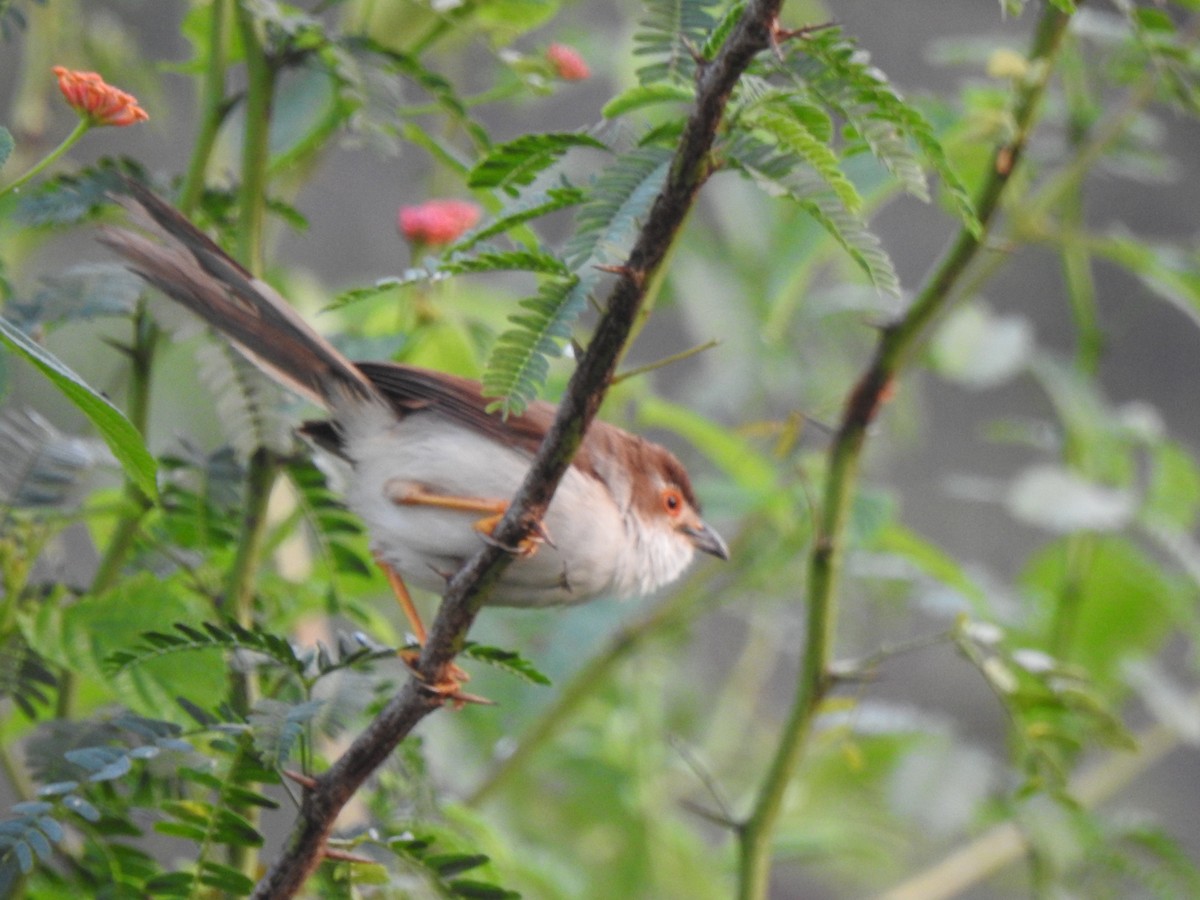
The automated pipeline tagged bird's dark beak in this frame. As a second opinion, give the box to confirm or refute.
[685,521,729,560]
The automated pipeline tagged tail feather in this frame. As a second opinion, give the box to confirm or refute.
[99,179,374,410]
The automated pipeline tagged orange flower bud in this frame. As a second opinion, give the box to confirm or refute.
[398,200,481,246]
[546,44,590,81]
[53,66,148,127]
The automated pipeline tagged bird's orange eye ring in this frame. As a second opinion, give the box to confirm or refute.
[661,487,684,516]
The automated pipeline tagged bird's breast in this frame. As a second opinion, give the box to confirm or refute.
[337,404,634,606]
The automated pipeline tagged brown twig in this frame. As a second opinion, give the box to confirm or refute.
[249,1,783,896]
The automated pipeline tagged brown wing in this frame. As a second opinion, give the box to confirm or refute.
[353,361,558,457]
[101,179,374,409]
[349,361,700,509]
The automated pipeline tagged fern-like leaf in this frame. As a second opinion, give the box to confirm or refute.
[0,631,57,718]
[443,248,571,278]
[481,275,580,414]
[0,713,191,888]
[564,147,672,268]
[633,0,720,85]
[4,263,144,331]
[196,341,295,460]
[247,698,325,768]
[461,642,552,685]
[106,620,306,679]
[724,132,900,295]
[468,132,608,195]
[782,27,979,232]
[351,36,490,152]
[481,148,671,413]
[385,831,520,899]
[744,100,863,214]
[0,407,104,509]
[453,184,586,253]
[284,458,372,582]
[16,158,145,227]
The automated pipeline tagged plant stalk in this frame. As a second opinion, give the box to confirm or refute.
[734,8,1075,899]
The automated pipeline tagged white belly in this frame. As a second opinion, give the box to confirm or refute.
[339,404,631,607]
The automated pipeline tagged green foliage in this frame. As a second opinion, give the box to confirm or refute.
[468,132,608,194]
[383,832,520,898]
[15,159,144,227]
[461,641,551,685]
[106,620,307,681]
[4,0,1200,898]
[634,0,719,85]
[481,147,671,414]
[452,185,586,253]
[0,315,158,500]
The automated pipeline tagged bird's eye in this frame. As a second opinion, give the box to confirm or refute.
[661,487,684,516]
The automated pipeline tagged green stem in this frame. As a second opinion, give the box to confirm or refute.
[57,305,159,718]
[224,448,276,714]
[734,8,1074,899]
[234,1,275,274]
[1049,47,1101,662]
[179,0,232,215]
[226,5,279,880]
[0,118,90,198]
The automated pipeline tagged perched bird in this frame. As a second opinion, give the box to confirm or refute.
[101,180,728,699]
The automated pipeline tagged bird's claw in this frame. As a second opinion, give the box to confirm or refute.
[399,648,492,709]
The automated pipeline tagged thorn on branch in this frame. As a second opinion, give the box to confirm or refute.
[680,798,741,830]
[827,658,881,685]
[682,37,708,69]
[593,263,647,289]
[996,145,1015,176]
[846,371,896,429]
[322,847,380,865]
[769,19,837,59]
[283,769,319,791]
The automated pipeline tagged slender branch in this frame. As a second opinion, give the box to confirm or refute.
[58,303,158,717]
[250,2,782,895]
[734,8,1075,899]
[234,1,274,275]
[226,3,280,880]
[0,118,90,198]
[179,0,231,215]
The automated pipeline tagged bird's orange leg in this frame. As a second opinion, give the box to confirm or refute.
[375,557,488,708]
[383,480,552,556]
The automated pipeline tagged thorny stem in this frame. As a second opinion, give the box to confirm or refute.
[234,1,275,276]
[734,7,1075,899]
[58,303,158,718]
[64,0,231,721]
[226,1,280,880]
[249,2,783,896]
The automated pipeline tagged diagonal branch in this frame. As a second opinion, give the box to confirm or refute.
[250,1,783,896]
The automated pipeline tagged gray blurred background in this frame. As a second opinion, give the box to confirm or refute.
[2,1,1199,897]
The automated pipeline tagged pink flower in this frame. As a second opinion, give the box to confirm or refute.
[546,43,590,82]
[397,199,481,246]
[53,66,148,127]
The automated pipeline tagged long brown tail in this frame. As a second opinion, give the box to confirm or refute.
[99,179,374,409]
